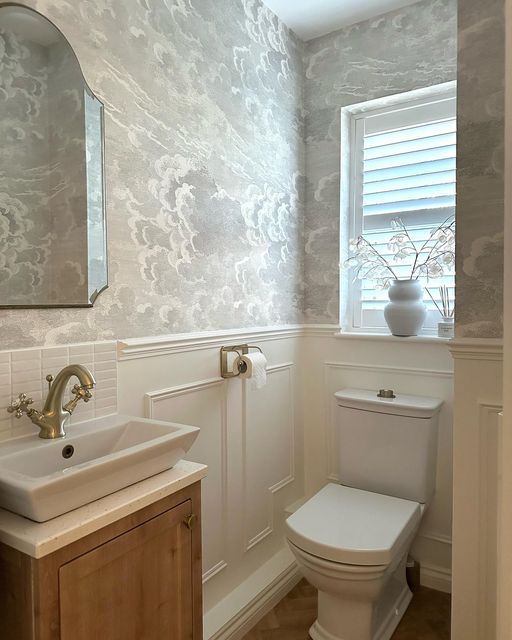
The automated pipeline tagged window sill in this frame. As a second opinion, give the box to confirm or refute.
[334,331,451,345]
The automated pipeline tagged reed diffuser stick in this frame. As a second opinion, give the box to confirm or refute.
[426,285,454,318]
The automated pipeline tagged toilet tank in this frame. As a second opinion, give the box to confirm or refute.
[335,388,443,504]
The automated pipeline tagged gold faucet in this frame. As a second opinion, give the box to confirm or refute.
[7,364,96,439]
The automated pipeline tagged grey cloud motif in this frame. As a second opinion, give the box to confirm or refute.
[463,233,504,285]
[456,0,505,336]
[0,0,303,347]
[6,0,496,346]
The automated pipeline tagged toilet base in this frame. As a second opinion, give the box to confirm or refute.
[307,556,413,640]
[371,582,412,640]
[309,583,411,640]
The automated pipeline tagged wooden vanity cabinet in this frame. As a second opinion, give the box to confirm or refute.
[0,482,202,640]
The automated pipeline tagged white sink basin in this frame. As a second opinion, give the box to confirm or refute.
[0,414,199,522]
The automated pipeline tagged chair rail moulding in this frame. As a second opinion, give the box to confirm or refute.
[117,325,308,360]
[448,338,504,361]
[117,325,344,361]
[324,360,454,379]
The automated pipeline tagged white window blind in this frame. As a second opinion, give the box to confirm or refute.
[347,87,456,332]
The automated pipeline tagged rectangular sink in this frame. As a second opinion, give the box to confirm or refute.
[0,415,199,522]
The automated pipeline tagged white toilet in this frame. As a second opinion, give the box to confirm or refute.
[285,388,442,640]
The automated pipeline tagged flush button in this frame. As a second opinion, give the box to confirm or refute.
[377,389,396,399]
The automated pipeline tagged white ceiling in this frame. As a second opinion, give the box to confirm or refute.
[261,0,423,41]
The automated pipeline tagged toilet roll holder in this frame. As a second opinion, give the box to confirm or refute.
[220,344,263,378]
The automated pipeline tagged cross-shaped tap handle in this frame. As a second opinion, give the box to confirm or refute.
[63,384,93,415]
[71,384,92,402]
[7,393,34,419]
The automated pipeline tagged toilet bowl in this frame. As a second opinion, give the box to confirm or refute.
[286,484,422,640]
[286,388,442,640]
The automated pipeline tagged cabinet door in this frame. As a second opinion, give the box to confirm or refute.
[59,499,193,640]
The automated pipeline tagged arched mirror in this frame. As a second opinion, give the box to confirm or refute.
[0,3,107,307]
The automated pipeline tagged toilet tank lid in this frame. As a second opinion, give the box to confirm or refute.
[334,388,443,418]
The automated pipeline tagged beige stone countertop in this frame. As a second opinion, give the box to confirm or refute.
[0,460,207,558]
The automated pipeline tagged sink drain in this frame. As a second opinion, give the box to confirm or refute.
[62,444,74,459]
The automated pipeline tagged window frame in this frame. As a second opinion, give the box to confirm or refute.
[340,82,457,334]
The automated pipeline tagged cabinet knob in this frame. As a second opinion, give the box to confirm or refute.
[183,513,197,530]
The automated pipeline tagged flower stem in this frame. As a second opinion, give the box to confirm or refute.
[355,236,399,279]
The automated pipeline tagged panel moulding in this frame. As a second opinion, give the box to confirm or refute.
[242,363,295,552]
[144,377,228,583]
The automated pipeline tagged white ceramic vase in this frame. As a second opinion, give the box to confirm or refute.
[384,279,426,337]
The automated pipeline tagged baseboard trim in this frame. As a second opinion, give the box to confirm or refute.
[420,531,452,546]
[420,562,452,594]
[204,552,301,640]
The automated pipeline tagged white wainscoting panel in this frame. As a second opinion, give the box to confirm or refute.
[450,340,503,640]
[117,329,304,637]
[477,402,502,640]
[145,377,228,582]
[116,326,456,637]
[243,363,295,550]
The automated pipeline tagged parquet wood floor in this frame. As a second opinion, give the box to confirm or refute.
[242,580,451,640]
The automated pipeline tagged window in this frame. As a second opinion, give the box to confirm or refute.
[343,84,456,333]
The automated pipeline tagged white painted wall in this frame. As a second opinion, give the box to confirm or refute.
[116,325,455,630]
[116,327,305,637]
[449,340,502,640]
[0,326,457,637]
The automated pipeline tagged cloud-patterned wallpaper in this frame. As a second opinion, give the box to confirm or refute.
[456,0,504,338]
[0,0,504,347]
[0,0,304,348]
[302,0,457,324]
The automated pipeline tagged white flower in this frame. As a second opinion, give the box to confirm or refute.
[427,261,444,277]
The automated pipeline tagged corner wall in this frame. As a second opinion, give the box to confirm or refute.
[456,0,505,338]
[450,341,502,640]
[451,1,505,637]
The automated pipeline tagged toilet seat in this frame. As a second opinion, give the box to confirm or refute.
[285,483,421,566]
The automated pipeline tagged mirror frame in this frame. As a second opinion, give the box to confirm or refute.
[0,2,108,308]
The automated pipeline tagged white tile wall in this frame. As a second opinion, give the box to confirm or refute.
[0,341,117,441]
